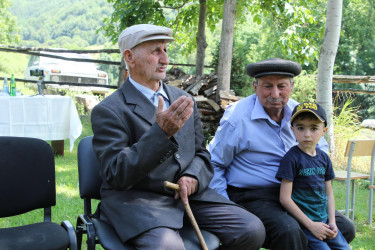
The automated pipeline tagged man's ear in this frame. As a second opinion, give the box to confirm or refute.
[253,81,257,91]
[123,49,135,67]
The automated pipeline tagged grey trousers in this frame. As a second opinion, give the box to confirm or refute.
[130,201,266,250]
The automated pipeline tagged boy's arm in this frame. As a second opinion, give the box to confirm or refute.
[280,179,333,241]
[326,180,338,239]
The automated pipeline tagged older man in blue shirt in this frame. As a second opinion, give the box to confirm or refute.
[209,58,355,250]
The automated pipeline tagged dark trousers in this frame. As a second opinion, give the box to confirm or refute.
[227,185,356,250]
[131,201,266,250]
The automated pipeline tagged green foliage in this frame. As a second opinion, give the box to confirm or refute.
[290,73,317,102]
[335,0,375,75]
[0,0,21,44]
[9,0,113,48]
[100,0,326,63]
[100,0,226,55]
[334,82,375,120]
[333,98,361,133]
[242,0,326,66]
[331,98,363,169]
[0,51,29,79]
[210,35,254,97]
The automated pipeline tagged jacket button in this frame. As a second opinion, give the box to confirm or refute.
[175,153,180,159]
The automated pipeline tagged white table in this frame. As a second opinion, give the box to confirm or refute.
[0,95,82,155]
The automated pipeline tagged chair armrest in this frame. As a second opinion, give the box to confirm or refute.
[76,214,97,250]
[61,220,78,250]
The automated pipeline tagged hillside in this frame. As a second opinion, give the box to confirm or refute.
[9,0,113,48]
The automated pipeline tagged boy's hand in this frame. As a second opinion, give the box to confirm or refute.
[308,221,335,241]
[326,223,338,239]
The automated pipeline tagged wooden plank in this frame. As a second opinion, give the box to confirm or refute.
[369,186,375,189]
[333,89,375,94]
[334,170,370,181]
[332,75,375,84]
[193,95,208,102]
[206,99,221,112]
[168,79,183,87]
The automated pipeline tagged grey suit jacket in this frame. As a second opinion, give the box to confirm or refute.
[91,79,233,242]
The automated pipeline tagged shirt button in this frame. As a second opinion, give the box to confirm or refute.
[175,153,180,159]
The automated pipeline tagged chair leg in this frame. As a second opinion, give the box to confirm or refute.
[350,180,355,220]
[345,176,351,218]
[368,153,375,225]
[76,219,84,250]
[369,188,373,225]
[86,222,96,250]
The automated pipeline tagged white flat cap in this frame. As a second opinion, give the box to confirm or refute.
[118,24,175,54]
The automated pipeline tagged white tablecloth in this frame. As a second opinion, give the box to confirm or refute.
[0,95,82,151]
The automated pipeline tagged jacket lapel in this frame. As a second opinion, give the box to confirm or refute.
[121,79,156,125]
[163,83,180,104]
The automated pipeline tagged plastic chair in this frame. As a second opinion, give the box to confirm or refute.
[0,136,77,250]
[335,139,375,223]
[76,135,220,250]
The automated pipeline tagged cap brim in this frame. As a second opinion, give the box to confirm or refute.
[254,71,295,78]
[290,109,326,124]
[134,35,175,49]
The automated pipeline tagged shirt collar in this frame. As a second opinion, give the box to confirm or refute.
[251,96,293,127]
[128,76,169,102]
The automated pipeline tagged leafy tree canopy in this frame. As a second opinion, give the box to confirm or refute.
[335,0,375,75]
[0,0,21,44]
[101,0,325,65]
[9,0,113,48]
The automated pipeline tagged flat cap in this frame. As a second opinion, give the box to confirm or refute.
[246,58,302,78]
[118,24,175,54]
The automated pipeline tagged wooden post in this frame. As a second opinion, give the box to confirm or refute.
[51,140,64,156]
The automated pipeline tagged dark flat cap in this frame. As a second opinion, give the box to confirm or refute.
[246,58,302,78]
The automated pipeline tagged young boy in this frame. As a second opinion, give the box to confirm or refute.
[276,102,350,250]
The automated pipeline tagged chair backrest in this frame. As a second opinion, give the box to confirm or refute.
[0,136,55,218]
[344,139,375,157]
[77,135,102,200]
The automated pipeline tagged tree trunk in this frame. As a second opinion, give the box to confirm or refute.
[195,0,208,76]
[216,0,236,102]
[316,0,343,155]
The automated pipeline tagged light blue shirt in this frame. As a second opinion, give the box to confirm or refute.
[128,76,170,110]
[208,94,329,199]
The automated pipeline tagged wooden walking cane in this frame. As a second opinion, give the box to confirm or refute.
[164,181,208,250]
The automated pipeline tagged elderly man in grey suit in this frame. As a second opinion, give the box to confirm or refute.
[91,24,266,249]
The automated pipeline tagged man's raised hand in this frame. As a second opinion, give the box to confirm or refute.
[156,95,194,138]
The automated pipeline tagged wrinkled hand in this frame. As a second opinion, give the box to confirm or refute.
[326,223,338,239]
[156,96,194,138]
[309,221,335,241]
[174,176,198,205]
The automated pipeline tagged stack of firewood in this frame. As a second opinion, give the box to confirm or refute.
[165,67,242,138]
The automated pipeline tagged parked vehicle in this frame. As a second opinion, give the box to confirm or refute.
[24,51,109,94]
